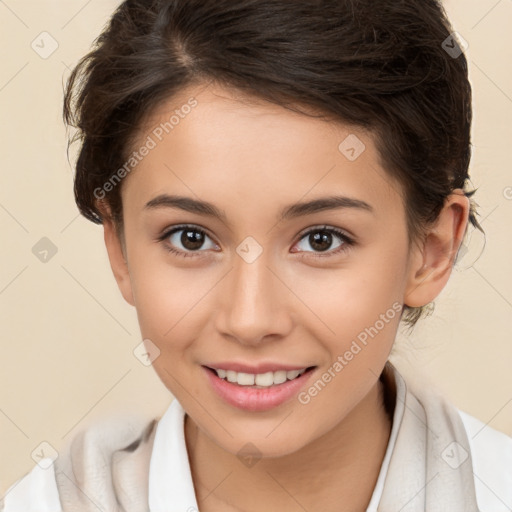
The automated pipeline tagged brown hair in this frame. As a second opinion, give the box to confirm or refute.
[63,0,481,325]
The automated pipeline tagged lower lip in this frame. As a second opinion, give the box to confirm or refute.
[203,366,316,412]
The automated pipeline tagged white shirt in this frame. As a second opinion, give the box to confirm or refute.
[3,388,512,511]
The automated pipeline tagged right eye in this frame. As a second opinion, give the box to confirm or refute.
[158,225,220,258]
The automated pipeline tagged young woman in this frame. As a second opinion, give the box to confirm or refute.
[2,0,511,511]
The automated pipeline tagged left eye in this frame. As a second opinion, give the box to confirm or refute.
[164,226,218,253]
[293,227,352,254]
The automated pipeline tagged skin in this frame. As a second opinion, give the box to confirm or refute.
[100,82,469,512]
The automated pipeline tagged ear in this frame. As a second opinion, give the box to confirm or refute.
[99,203,136,307]
[404,190,469,308]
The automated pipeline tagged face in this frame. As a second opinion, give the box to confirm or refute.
[104,82,452,457]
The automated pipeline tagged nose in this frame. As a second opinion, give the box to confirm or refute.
[214,249,293,346]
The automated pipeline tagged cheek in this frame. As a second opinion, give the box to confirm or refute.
[129,263,210,392]
[126,245,203,346]
[132,271,207,341]
[295,281,402,429]
[289,249,407,348]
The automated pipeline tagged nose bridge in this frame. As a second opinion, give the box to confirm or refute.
[216,243,291,345]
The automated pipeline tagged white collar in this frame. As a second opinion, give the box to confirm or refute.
[148,362,404,512]
[148,398,199,512]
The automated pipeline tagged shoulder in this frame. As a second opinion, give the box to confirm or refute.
[458,408,512,511]
[1,412,158,512]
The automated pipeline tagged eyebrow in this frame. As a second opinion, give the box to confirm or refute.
[144,194,374,222]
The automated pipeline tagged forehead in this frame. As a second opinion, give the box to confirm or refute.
[123,82,404,221]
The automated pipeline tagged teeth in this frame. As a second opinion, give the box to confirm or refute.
[273,370,287,384]
[255,371,274,387]
[237,372,255,385]
[214,367,307,387]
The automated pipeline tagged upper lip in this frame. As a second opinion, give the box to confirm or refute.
[203,362,314,374]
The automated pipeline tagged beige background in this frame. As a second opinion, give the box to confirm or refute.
[1,0,511,494]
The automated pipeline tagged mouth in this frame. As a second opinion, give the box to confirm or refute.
[202,364,317,412]
[204,366,315,388]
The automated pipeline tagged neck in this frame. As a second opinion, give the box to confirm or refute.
[185,375,393,512]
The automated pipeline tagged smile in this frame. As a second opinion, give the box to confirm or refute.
[211,367,307,388]
[203,365,316,412]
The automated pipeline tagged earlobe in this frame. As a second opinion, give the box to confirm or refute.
[404,190,470,308]
[101,213,136,307]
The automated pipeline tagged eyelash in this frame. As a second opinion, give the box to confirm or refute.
[156,224,355,259]
[294,225,355,258]
[157,224,215,259]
